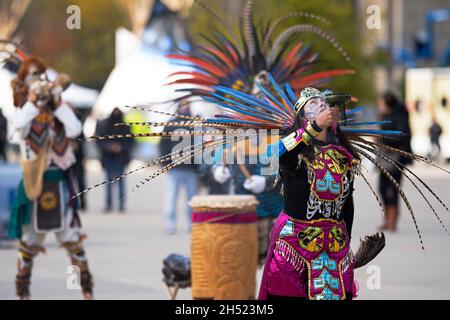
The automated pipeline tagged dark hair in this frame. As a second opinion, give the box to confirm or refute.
[382,91,405,113]
[11,78,27,108]
[17,55,47,82]
[12,56,47,108]
[109,107,123,123]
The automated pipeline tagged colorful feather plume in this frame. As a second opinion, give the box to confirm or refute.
[75,0,450,252]
[81,73,450,251]
[165,0,355,103]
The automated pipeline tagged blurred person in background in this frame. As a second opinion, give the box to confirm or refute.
[429,116,442,161]
[71,109,87,211]
[95,108,135,213]
[0,107,7,162]
[377,91,412,232]
[159,99,198,234]
[8,56,94,299]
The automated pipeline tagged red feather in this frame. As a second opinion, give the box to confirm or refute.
[226,46,239,63]
[166,54,227,78]
[165,79,219,86]
[204,47,236,70]
[280,42,303,72]
[290,69,355,87]
[167,71,217,82]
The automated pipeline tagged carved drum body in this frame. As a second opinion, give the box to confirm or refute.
[190,195,259,300]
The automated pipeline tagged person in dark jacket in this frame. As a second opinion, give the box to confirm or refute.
[95,108,135,213]
[377,92,412,231]
[429,116,442,160]
[71,109,87,211]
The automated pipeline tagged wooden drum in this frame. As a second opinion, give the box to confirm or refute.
[189,195,259,300]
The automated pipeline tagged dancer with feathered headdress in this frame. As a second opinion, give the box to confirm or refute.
[82,71,450,299]
[1,41,94,300]
[75,0,450,300]
[165,0,359,266]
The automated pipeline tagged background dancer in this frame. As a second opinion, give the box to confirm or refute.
[8,56,94,300]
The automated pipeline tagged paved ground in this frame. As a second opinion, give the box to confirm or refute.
[1,160,450,300]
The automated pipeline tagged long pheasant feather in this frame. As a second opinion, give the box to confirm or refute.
[354,143,449,233]
[354,148,425,250]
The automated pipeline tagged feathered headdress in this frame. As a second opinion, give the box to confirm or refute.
[76,1,450,252]
[0,39,28,72]
[165,0,355,102]
[80,74,450,251]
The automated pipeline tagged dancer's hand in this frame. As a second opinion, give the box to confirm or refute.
[27,91,38,104]
[213,166,231,184]
[315,107,340,129]
[243,175,266,194]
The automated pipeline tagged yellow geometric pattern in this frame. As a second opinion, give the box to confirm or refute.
[39,191,58,211]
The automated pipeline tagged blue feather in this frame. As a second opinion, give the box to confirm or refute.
[345,106,367,115]
[267,73,294,111]
[284,83,298,104]
[214,114,235,119]
[255,82,290,114]
[202,96,274,123]
[209,92,279,122]
[215,85,269,106]
[213,86,287,118]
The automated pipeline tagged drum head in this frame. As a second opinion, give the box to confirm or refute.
[189,195,259,213]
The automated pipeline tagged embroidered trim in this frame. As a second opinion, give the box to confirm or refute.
[281,123,322,152]
[306,174,350,220]
[342,250,355,274]
[274,238,305,272]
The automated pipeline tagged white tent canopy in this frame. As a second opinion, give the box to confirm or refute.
[47,68,99,109]
[92,28,184,119]
[92,27,218,121]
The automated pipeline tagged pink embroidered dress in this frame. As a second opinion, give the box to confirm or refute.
[259,123,359,300]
